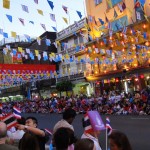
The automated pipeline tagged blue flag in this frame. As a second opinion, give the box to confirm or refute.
[52,26,57,32]
[29,21,34,24]
[6,14,12,22]
[76,11,82,19]
[47,0,54,10]
[98,18,104,25]
[3,32,8,38]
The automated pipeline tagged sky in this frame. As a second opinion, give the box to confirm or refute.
[0,0,86,40]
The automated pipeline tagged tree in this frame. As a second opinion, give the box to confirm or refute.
[56,80,74,96]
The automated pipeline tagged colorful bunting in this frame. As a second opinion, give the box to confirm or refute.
[29,21,34,24]
[76,11,82,19]
[37,9,43,15]
[34,0,38,4]
[11,31,16,38]
[47,0,54,10]
[62,17,68,24]
[113,9,118,19]
[21,5,29,13]
[3,0,10,9]
[62,5,68,14]
[41,23,46,31]
[3,32,8,38]
[98,18,104,25]
[18,18,25,26]
[50,13,56,22]
[52,26,57,32]
[6,14,12,22]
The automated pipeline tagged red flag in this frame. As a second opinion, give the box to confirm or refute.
[134,0,141,8]
[19,18,25,26]
[62,5,68,14]
[2,114,17,129]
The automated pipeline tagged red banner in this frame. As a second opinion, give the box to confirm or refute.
[0,64,56,72]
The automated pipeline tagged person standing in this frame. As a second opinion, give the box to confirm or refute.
[0,121,18,150]
[16,117,49,150]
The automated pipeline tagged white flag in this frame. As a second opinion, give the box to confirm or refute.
[136,11,141,20]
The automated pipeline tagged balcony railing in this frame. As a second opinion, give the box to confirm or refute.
[57,72,84,82]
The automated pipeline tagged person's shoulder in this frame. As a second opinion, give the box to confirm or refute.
[0,144,18,150]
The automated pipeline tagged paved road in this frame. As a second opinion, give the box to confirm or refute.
[22,113,150,150]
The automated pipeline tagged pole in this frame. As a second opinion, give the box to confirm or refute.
[106,128,108,150]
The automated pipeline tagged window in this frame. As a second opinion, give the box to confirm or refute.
[74,36,78,45]
[79,35,83,43]
[94,0,102,5]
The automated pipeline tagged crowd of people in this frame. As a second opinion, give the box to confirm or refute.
[0,108,132,150]
[1,89,150,115]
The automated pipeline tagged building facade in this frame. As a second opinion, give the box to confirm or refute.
[84,0,150,94]
[56,18,95,96]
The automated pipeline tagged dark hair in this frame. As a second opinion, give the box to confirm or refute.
[108,131,132,150]
[19,132,40,150]
[74,138,94,150]
[53,127,76,150]
[26,117,38,125]
[63,108,76,120]
[17,117,26,125]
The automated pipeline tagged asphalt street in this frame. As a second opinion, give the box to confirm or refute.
[22,113,150,150]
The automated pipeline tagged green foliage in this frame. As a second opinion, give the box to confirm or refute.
[56,80,74,92]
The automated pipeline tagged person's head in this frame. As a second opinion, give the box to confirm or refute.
[0,121,7,138]
[74,138,95,150]
[108,131,132,150]
[17,117,26,125]
[25,117,38,128]
[53,127,76,150]
[19,132,40,150]
[63,108,76,124]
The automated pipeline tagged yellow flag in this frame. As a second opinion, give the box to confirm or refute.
[106,0,112,8]
[56,41,60,46]
[62,17,68,24]
[65,54,69,59]
[18,47,23,53]
[3,0,10,9]
[11,31,16,38]
[37,9,43,15]
[35,50,39,56]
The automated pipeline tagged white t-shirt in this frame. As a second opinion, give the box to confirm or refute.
[81,133,102,150]
[53,119,74,133]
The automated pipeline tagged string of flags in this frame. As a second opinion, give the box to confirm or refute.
[1,0,83,35]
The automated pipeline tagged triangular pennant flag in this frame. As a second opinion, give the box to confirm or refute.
[106,0,112,8]
[21,5,29,13]
[18,18,25,25]
[34,0,38,4]
[52,26,57,32]
[105,13,109,23]
[18,47,23,53]
[47,0,54,10]
[35,50,39,56]
[50,13,56,22]
[37,9,43,15]
[3,32,8,38]
[41,23,46,31]
[98,18,104,25]
[6,14,12,22]
[136,11,141,20]
[113,9,118,19]
[3,0,10,9]
[62,17,68,24]
[24,34,31,42]
[76,11,82,19]
[29,21,34,24]
[62,5,68,14]
[11,31,16,38]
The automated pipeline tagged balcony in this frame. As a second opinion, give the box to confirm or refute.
[57,72,85,83]
[57,18,87,40]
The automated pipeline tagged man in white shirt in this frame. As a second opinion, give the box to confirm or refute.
[53,108,76,133]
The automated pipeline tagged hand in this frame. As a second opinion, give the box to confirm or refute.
[16,124,25,130]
